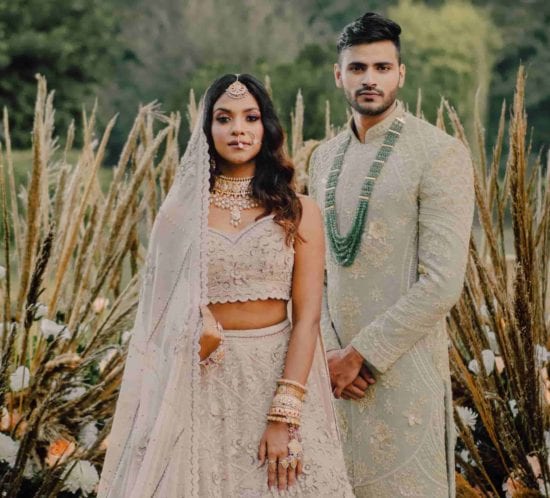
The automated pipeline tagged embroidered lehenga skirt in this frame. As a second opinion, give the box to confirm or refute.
[189,319,352,497]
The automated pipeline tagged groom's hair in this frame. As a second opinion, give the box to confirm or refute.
[337,12,402,62]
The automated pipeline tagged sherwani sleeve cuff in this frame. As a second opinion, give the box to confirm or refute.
[350,314,432,374]
[350,321,399,375]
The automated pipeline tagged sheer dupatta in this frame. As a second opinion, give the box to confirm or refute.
[98,104,211,497]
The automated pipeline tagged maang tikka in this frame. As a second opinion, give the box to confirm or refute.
[225,75,249,99]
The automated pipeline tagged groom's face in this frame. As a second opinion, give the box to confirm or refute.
[334,40,405,116]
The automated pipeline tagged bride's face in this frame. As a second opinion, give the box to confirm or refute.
[211,91,264,167]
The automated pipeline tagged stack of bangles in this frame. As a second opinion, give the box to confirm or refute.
[267,379,306,470]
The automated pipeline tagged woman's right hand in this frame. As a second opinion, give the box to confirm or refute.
[257,421,303,492]
[199,305,222,361]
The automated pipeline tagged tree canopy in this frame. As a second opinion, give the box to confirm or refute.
[0,0,122,147]
[0,0,547,154]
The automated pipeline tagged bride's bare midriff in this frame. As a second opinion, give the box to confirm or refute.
[208,299,288,330]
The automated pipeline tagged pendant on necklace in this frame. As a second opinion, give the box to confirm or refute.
[230,206,241,227]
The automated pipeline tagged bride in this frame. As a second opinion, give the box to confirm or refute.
[98,74,352,497]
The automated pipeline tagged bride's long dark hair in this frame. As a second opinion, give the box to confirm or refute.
[203,73,302,245]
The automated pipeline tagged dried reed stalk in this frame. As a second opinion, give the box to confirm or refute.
[448,66,549,496]
[2,109,22,268]
[15,76,48,318]
[0,77,180,497]
[0,146,11,352]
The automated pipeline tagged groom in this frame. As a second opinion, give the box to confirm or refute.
[308,12,474,498]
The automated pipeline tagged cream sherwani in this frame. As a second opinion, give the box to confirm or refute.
[308,102,474,497]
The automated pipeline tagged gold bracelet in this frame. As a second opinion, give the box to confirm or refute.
[277,378,307,394]
[267,379,306,426]
[275,384,307,401]
[267,414,302,426]
[274,393,303,410]
[269,405,302,419]
[268,396,303,426]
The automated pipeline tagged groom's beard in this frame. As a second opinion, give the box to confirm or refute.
[345,84,399,116]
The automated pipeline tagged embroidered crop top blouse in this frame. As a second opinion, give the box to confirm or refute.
[207,214,295,304]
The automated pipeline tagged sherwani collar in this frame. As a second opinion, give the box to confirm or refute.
[348,100,405,145]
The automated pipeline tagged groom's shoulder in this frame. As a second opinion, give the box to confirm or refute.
[311,130,349,164]
[405,112,465,152]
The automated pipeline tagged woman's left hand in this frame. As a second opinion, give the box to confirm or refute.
[258,421,302,491]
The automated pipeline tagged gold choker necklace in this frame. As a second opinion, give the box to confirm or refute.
[210,175,259,227]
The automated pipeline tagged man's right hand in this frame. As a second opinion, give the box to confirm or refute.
[341,365,376,400]
[326,349,376,400]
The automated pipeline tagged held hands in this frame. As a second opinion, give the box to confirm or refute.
[326,345,376,400]
[258,421,303,492]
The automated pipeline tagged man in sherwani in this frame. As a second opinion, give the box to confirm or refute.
[308,12,474,498]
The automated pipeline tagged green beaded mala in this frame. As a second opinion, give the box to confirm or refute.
[324,116,405,267]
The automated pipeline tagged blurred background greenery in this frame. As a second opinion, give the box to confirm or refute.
[0,0,548,162]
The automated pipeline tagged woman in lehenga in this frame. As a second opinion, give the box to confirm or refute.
[97,74,353,497]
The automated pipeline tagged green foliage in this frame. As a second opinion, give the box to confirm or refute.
[102,0,348,157]
[389,0,501,132]
[475,0,550,149]
[0,0,123,147]
[0,0,546,158]
[266,45,347,140]
[305,0,397,32]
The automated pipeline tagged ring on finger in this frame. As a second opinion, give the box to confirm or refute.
[279,457,290,470]
[268,459,277,467]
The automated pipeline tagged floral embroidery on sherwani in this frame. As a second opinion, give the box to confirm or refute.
[309,101,474,498]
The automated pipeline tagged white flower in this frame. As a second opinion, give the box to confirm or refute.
[459,449,477,468]
[78,422,98,449]
[468,359,479,375]
[535,345,550,367]
[468,350,495,375]
[0,265,6,280]
[34,304,48,319]
[0,433,19,466]
[62,460,99,495]
[479,304,489,320]
[456,405,478,430]
[10,366,30,391]
[99,349,117,373]
[509,399,519,417]
[64,386,86,401]
[40,319,71,340]
[483,325,500,353]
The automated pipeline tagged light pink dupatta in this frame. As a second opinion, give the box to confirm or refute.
[98,102,210,497]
